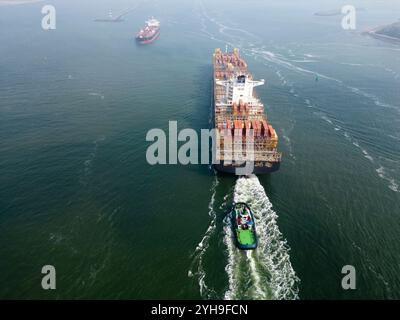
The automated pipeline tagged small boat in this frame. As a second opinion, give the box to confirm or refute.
[230,202,258,250]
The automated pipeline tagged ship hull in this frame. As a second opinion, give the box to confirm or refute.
[136,29,160,44]
[214,161,280,175]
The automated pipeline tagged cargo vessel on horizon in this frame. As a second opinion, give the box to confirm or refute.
[136,18,160,44]
[213,48,281,174]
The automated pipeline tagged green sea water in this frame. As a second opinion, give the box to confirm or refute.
[1,0,400,299]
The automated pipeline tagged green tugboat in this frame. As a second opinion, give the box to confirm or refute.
[230,202,258,250]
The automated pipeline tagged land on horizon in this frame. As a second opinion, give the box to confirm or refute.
[366,20,400,43]
[0,0,42,6]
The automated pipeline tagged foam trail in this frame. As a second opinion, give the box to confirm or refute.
[247,48,399,113]
[189,176,219,298]
[347,86,400,112]
[224,175,299,300]
[196,3,399,116]
[313,111,399,192]
[88,92,105,99]
[223,215,240,299]
[247,47,342,83]
[198,0,261,43]
[376,166,399,193]
[246,250,269,299]
[80,136,106,185]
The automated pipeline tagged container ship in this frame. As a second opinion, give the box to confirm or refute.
[213,48,281,174]
[136,18,160,44]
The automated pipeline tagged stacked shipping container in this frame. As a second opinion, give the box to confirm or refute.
[213,48,281,164]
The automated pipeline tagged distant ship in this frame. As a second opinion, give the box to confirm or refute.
[94,9,124,22]
[313,9,341,17]
[136,18,160,44]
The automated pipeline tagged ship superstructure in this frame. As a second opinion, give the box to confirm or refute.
[213,48,281,174]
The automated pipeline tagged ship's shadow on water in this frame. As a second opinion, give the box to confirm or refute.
[173,63,214,178]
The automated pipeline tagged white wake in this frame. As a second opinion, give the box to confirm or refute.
[224,175,300,300]
[189,176,219,299]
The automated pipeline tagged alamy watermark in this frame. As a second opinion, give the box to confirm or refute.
[146,121,255,175]
[341,265,356,290]
[41,265,56,290]
[41,5,56,30]
[341,5,356,30]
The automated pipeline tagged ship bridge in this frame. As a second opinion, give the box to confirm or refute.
[216,74,264,106]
